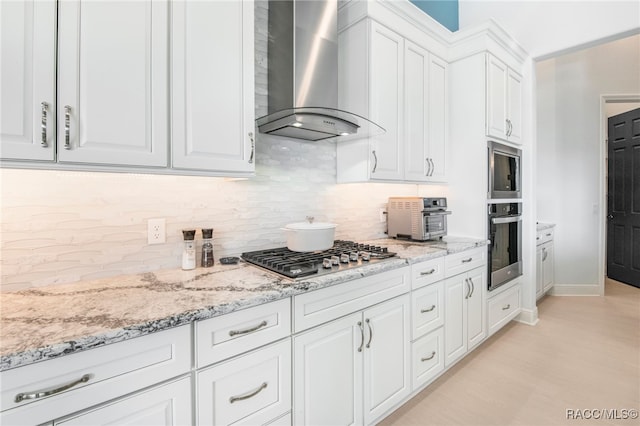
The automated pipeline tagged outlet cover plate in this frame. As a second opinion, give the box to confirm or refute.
[148,218,166,244]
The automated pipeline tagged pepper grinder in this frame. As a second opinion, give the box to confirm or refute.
[181,229,196,270]
[201,228,214,267]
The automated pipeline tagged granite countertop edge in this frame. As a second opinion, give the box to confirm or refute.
[0,237,487,372]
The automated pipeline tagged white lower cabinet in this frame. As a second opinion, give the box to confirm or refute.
[488,281,522,336]
[293,295,410,426]
[55,377,191,425]
[197,338,291,426]
[444,266,487,367]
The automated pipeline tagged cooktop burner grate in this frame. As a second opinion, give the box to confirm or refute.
[241,240,397,279]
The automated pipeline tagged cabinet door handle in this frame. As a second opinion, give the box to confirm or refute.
[15,374,91,403]
[371,150,378,173]
[464,278,471,299]
[228,320,267,337]
[468,277,475,298]
[502,304,511,311]
[64,105,72,150]
[248,132,254,164]
[365,318,373,349]
[429,158,435,176]
[40,102,49,147]
[357,321,364,352]
[420,268,436,276]
[462,258,472,263]
[229,382,267,404]
[542,248,548,261]
[421,305,436,313]
[545,233,552,237]
[421,351,436,362]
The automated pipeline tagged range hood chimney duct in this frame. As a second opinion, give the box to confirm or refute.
[256,0,384,141]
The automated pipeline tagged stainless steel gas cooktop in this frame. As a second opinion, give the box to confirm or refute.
[241,240,397,279]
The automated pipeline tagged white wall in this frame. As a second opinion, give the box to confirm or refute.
[536,34,640,292]
[0,2,441,292]
[459,0,640,59]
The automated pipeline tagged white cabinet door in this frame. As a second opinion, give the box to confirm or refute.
[293,312,363,426]
[57,0,168,167]
[444,266,487,366]
[363,295,410,424]
[56,377,191,425]
[486,55,508,140]
[171,0,255,174]
[427,55,448,182]
[404,41,429,182]
[444,273,467,367]
[466,267,487,350]
[369,22,404,181]
[486,54,522,144]
[536,245,544,299]
[0,0,56,161]
[507,69,522,143]
[542,242,554,293]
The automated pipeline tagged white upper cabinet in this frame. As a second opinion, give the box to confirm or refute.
[337,18,448,183]
[0,0,56,161]
[486,54,522,144]
[171,0,255,174]
[57,0,168,167]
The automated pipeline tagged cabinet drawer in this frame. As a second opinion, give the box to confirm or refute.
[411,281,444,339]
[536,228,554,245]
[293,267,410,333]
[411,257,445,289]
[197,339,291,426]
[488,282,521,336]
[56,377,192,425]
[196,298,291,368]
[445,247,486,277]
[412,327,444,391]
[1,326,191,426]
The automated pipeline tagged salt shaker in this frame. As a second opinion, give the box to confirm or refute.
[201,228,214,267]
[181,229,196,270]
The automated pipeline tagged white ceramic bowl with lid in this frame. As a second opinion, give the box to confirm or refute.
[283,217,337,252]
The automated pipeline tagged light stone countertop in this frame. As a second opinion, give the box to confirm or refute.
[0,237,487,371]
[536,222,556,231]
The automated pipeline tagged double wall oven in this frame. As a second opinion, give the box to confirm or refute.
[488,141,523,291]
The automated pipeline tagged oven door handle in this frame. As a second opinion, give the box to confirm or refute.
[491,216,521,224]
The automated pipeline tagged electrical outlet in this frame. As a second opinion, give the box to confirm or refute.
[379,208,387,223]
[148,218,166,244]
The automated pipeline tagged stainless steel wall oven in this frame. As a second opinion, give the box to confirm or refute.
[488,202,522,291]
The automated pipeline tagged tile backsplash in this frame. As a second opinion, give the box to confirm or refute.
[0,2,445,291]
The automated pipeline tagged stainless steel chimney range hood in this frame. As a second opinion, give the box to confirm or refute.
[256,0,384,142]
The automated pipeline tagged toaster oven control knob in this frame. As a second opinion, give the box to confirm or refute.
[349,252,359,262]
[340,253,350,264]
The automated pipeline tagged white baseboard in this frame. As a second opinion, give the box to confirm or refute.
[515,307,538,325]
[550,284,602,296]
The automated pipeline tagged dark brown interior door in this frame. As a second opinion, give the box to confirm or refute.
[607,107,640,287]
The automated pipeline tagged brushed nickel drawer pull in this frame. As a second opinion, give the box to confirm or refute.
[40,102,49,147]
[365,318,373,349]
[502,304,511,311]
[421,305,436,313]
[64,105,71,150]
[357,321,364,352]
[229,382,267,404]
[421,351,436,362]
[229,320,267,337]
[462,258,472,263]
[420,268,436,276]
[15,374,91,403]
